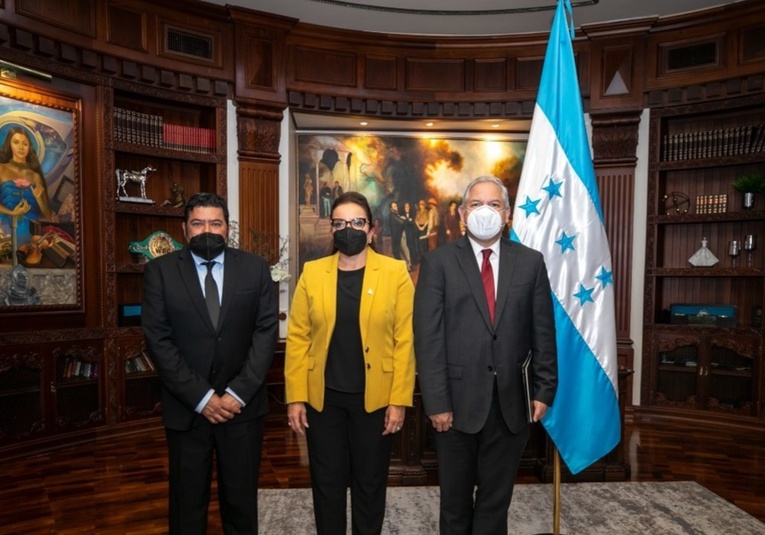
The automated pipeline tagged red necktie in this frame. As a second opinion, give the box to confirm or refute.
[481,249,495,324]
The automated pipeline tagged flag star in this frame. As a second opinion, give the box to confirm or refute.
[595,266,613,288]
[555,231,576,253]
[542,177,563,199]
[573,283,595,306]
[519,196,541,217]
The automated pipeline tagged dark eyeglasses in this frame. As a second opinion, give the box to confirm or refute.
[330,217,369,230]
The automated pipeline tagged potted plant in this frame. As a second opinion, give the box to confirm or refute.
[733,172,765,209]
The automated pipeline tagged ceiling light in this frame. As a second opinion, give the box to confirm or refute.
[491,123,500,128]
[425,122,434,127]
[360,121,368,126]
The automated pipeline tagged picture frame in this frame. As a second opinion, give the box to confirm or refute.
[295,132,528,282]
[0,79,81,309]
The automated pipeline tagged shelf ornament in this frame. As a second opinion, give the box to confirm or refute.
[160,182,186,208]
[732,172,765,210]
[688,237,719,267]
[116,166,156,204]
[129,231,183,262]
[662,191,690,215]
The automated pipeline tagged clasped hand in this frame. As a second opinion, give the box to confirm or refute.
[0,180,34,216]
[429,412,453,432]
[201,392,242,424]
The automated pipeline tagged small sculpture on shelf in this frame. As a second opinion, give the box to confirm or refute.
[663,191,690,215]
[116,166,156,204]
[160,182,186,208]
[688,237,719,267]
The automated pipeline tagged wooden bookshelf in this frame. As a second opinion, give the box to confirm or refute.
[642,94,765,424]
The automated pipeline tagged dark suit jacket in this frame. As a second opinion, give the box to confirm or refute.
[413,236,557,434]
[142,246,278,431]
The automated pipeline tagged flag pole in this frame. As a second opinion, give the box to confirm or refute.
[535,445,564,535]
[553,447,562,535]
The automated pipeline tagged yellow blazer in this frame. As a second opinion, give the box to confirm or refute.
[285,248,415,412]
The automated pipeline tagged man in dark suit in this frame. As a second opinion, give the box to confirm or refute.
[142,192,278,535]
[413,176,558,535]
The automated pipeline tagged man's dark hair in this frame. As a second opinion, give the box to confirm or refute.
[185,192,229,223]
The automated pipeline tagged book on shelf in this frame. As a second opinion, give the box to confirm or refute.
[694,194,728,215]
[113,107,167,150]
[63,357,73,378]
[521,351,534,424]
[125,353,156,374]
[138,351,156,372]
[752,124,765,153]
[162,123,216,154]
[658,130,740,161]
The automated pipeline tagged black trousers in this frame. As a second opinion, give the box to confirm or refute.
[305,389,393,535]
[434,390,530,535]
[165,415,265,535]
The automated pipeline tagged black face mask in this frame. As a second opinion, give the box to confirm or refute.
[188,232,226,260]
[333,228,368,256]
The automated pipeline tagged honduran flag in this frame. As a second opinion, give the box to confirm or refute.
[510,0,620,474]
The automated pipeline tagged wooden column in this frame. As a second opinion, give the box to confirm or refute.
[229,8,292,254]
[235,104,284,254]
[591,110,641,401]
[584,23,647,379]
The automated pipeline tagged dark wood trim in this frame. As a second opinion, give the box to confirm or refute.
[1,0,764,460]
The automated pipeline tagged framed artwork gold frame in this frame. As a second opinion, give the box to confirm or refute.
[0,79,81,310]
[295,132,527,281]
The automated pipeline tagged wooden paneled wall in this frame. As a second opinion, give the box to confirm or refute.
[0,0,763,456]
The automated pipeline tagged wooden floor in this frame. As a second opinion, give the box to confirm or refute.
[1,407,763,534]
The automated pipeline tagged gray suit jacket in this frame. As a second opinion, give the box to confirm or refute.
[413,236,557,434]
[142,246,278,431]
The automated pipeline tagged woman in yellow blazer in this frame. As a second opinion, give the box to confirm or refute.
[286,191,415,535]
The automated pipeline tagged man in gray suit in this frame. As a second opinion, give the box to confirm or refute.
[143,192,278,535]
[413,176,557,535]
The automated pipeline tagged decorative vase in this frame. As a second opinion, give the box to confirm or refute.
[743,191,755,209]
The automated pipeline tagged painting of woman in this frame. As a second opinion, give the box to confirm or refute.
[0,126,55,246]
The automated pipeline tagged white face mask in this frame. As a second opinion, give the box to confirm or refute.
[466,205,504,240]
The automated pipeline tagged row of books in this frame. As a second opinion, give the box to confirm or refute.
[695,194,728,214]
[163,123,216,154]
[113,107,216,154]
[661,125,765,161]
[61,358,99,380]
[125,352,156,374]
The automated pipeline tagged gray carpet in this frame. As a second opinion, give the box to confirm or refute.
[258,481,765,534]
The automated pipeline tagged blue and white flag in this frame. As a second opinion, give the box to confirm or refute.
[510,0,620,475]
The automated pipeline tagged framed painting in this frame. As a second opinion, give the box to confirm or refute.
[295,132,527,281]
[0,80,81,309]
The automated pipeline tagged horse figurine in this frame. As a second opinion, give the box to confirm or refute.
[116,166,156,199]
